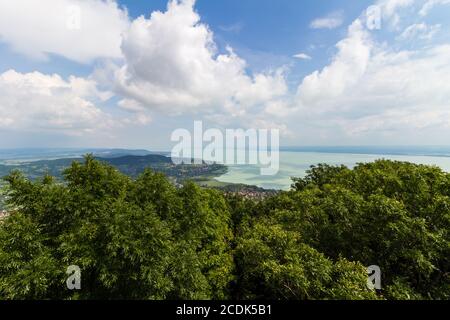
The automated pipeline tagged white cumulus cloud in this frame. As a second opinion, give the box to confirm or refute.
[295,1,450,137]
[111,0,287,117]
[310,11,344,29]
[0,70,114,134]
[0,0,129,63]
[298,19,372,109]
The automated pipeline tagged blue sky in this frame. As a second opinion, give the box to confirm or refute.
[0,0,373,85]
[0,0,449,149]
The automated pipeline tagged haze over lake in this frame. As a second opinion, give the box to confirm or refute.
[216,149,450,190]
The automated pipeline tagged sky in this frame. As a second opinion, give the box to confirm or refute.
[0,0,449,150]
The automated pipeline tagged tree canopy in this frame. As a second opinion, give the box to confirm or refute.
[0,156,448,300]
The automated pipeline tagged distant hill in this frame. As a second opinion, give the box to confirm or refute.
[0,154,226,183]
[0,152,278,212]
[0,148,169,163]
[101,154,171,166]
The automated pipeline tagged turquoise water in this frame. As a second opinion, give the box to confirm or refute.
[216,152,450,190]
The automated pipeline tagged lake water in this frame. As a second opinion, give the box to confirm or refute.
[216,151,450,190]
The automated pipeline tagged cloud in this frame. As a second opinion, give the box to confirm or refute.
[378,0,414,17]
[3,0,449,144]
[0,70,115,134]
[310,11,344,29]
[117,99,152,125]
[374,0,415,29]
[107,0,446,138]
[219,22,244,33]
[295,1,450,137]
[419,0,450,16]
[111,0,287,118]
[298,19,372,108]
[341,45,450,133]
[399,23,441,40]
[293,53,312,60]
[0,0,129,63]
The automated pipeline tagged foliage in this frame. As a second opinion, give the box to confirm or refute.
[0,155,233,300]
[234,220,377,300]
[0,157,448,300]
[286,161,450,299]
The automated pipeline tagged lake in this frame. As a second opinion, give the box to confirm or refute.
[216,151,450,190]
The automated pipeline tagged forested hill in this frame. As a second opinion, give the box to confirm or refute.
[101,154,171,165]
[0,154,227,182]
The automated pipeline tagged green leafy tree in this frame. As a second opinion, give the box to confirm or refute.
[284,160,450,299]
[1,157,448,300]
[0,155,234,300]
[235,219,377,300]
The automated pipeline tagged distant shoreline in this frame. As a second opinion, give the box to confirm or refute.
[2,146,450,161]
[280,146,450,158]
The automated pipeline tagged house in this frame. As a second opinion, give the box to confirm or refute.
[0,210,8,220]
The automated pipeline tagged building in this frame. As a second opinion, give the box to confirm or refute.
[0,210,8,220]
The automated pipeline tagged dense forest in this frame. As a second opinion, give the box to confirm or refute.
[0,155,448,300]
